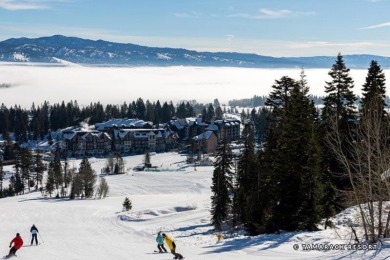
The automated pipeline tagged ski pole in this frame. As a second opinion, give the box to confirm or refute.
[38,233,44,243]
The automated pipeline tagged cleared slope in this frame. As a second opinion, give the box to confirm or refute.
[0,153,389,259]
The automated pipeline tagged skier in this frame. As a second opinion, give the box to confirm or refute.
[156,232,167,253]
[162,233,183,259]
[7,233,23,258]
[30,224,39,245]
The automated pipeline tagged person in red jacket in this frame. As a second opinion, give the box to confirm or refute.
[7,233,23,257]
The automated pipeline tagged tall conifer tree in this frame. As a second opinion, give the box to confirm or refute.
[79,156,97,199]
[321,53,357,212]
[361,60,387,120]
[211,139,234,230]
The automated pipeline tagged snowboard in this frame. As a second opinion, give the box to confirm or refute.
[153,250,168,253]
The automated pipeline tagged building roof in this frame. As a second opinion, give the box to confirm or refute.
[114,128,165,139]
[205,123,219,131]
[95,118,153,131]
[193,131,215,141]
[63,130,111,141]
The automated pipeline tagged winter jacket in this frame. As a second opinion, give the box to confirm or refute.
[156,234,164,245]
[30,225,39,235]
[164,235,175,250]
[10,235,23,250]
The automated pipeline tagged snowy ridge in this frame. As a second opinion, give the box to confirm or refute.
[2,35,390,68]
[13,52,29,62]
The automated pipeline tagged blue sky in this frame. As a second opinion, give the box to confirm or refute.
[1,0,390,56]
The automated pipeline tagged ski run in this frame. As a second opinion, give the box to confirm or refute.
[1,152,390,259]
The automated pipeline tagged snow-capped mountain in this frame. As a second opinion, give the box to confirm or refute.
[1,35,390,68]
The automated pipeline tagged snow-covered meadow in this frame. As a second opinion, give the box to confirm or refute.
[1,152,389,260]
[0,63,384,108]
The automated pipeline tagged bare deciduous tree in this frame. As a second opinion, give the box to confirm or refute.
[326,98,390,242]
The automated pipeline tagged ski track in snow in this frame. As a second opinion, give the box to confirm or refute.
[1,152,390,259]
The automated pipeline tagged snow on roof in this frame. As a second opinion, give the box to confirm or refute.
[63,132,77,140]
[196,116,203,125]
[193,131,214,141]
[205,123,219,131]
[115,129,163,139]
[95,118,151,130]
[171,119,186,129]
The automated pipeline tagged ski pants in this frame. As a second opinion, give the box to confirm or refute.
[157,244,167,252]
[31,234,38,245]
[8,246,18,256]
[170,242,183,259]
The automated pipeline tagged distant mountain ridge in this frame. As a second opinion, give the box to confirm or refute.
[0,35,389,68]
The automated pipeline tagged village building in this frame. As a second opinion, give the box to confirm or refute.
[192,130,218,154]
[169,116,241,143]
[113,128,178,154]
[63,130,112,157]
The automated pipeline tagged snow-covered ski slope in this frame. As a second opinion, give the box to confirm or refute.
[1,152,389,259]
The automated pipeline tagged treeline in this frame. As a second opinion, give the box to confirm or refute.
[212,55,390,241]
[0,98,226,145]
[0,146,109,200]
[228,94,325,107]
[228,93,390,108]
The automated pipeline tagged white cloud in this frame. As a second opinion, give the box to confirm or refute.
[227,8,315,19]
[0,0,68,11]
[0,0,47,10]
[289,41,383,49]
[226,35,235,41]
[174,12,190,18]
[174,11,202,18]
[359,22,390,30]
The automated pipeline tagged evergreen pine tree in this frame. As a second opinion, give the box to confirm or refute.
[361,60,387,120]
[265,76,297,121]
[321,53,357,212]
[123,197,132,211]
[8,175,15,197]
[322,53,357,123]
[272,80,322,231]
[34,151,46,191]
[79,156,97,199]
[20,148,32,192]
[69,171,83,199]
[53,150,63,196]
[46,162,55,197]
[235,123,257,230]
[211,139,234,231]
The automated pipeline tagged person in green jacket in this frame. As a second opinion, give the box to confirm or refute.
[162,233,183,259]
[156,232,167,253]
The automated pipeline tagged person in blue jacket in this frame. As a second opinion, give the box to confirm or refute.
[156,231,167,253]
